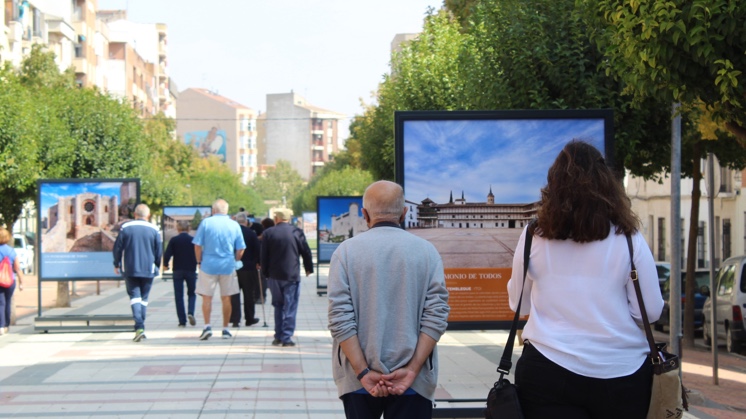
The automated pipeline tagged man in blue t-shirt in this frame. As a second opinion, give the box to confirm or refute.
[193,199,245,340]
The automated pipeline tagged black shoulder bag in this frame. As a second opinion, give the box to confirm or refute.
[484,226,533,419]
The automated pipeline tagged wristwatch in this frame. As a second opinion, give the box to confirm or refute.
[356,367,371,380]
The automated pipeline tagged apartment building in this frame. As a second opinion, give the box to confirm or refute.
[99,10,174,118]
[176,88,259,184]
[259,92,345,180]
[627,164,746,270]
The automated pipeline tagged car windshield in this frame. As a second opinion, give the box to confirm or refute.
[656,264,670,281]
[662,271,710,294]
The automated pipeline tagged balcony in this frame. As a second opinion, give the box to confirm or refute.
[46,18,76,41]
[73,57,88,75]
[8,21,23,42]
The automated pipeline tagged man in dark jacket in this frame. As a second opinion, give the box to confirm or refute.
[261,208,313,347]
[230,212,261,327]
[113,204,162,342]
[163,220,198,328]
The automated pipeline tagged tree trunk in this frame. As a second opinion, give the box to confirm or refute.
[56,281,71,307]
[683,142,702,348]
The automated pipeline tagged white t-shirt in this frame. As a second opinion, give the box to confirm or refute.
[507,225,663,378]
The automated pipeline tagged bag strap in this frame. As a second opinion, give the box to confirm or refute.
[624,234,661,359]
[497,221,534,376]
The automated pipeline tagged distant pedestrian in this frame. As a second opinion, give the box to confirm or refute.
[193,199,245,340]
[0,227,24,336]
[113,204,162,342]
[247,213,264,237]
[257,217,275,303]
[261,208,313,347]
[163,220,198,328]
[230,212,261,327]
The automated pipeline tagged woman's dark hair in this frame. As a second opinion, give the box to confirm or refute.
[531,140,638,242]
[260,218,275,230]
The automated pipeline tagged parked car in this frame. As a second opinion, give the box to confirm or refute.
[654,269,710,332]
[702,255,746,353]
[13,233,34,274]
[655,261,671,292]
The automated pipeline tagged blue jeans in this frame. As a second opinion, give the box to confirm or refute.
[125,277,154,331]
[172,270,197,325]
[268,278,300,343]
[0,281,16,328]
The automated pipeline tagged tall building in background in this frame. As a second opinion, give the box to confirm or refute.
[176,88,258,183]
[99,10,174,117]
[259,92,345,180]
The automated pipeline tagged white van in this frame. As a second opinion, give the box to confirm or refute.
[702,255,746,353]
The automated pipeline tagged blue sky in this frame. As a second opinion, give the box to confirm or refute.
[40,182,130,214]
[403,118,606,205]
[163,206,211,217]
[98,0,442,139]
[317,197,363,231]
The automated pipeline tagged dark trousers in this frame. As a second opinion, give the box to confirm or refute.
[341,392,432,419]
[267,278,300,343]
[515,342,652,419]
[0,281,16,328]
[172,270,196,325]
[124,277,154,331]
[230,269,258,324]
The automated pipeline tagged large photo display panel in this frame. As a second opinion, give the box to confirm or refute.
[162,206,212,243]
[37,178,141,280]
[316,196,367,263]
[395,110,613,329]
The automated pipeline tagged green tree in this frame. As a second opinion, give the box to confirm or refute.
[191,209,203,230]
[588,0,746,348]
[251,160,305,207]
[292,166,373,214]
[188,157,266,215]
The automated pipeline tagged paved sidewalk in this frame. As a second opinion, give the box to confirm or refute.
[1,270,744,418]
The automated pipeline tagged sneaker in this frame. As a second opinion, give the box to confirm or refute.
[199,327,212,341]
[271,339,282,346]
[246,318,260,326]
[133,329,146,342]
[282,340,296,347]
[178,324,186,328]
[222,329,233,339]
[188,314,196,326]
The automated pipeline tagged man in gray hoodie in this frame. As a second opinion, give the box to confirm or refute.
[328,181,450,419]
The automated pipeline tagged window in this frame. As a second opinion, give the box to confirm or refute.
[657,217,666,261]
[697,221,706,268]
[719,167,733,193]
[723,219,732,260]
[717,264,735,296]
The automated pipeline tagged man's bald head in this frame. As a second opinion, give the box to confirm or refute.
[362,181,406,225]
[213,199,229,215]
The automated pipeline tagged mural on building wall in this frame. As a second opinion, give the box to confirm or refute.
[37,179,140,280]
[184,126,227,162]
[162,206,212,244]
[317,196,368,263]
[396,110,612,327]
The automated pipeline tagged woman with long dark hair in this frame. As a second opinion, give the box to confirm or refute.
[507,140,663,418]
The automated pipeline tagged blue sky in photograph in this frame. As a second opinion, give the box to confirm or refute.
[163,206,211,217]
[403,118,606,205]
[40,182,128,215]
[317,197,363,231]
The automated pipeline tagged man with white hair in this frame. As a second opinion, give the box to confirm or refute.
[260,208,314,347]
[193,199,246,340]
[328,181,450,418]
[113,204,163,342]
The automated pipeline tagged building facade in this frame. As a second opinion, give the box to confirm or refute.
[176,88,258,183]
[627,164,746,270]
[411,188,539,230]
[259,92,345,180]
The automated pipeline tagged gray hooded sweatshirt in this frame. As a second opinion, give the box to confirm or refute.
[327,226,450,400]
